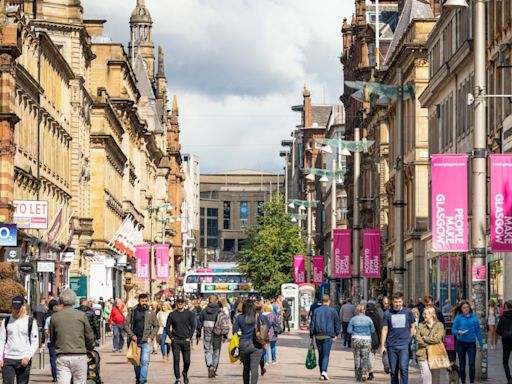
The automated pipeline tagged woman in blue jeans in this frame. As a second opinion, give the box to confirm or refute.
[452,301,483,384]
[264,304,280,364]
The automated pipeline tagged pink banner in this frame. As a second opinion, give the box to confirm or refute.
[490,154,512,251]
[431,154,469,252]
[332,229,352,278]
[155,244,170,280]
[135,244,150,280]
[472,265,486,282]
[362,229,381,278]
[312,256,323,285]
[294,255,305,284]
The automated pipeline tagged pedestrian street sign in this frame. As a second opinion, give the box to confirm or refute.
[69,276,88,298]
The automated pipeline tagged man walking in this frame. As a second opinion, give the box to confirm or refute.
[109,299,125,352]
[124,293,159,384]
[198,295,224,378]
[279,294,292,333]
[380,292,416,384]
[165,295,196,384]
[340,299,356,348]
[423,295,445,327]
[0,296,39,384]
[77,298,101,344]
[309,295,340,381]
[50,289,96,384]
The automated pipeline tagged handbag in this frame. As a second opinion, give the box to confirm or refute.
[126,340,141,366]
[305,342,317,370]
[254,315,270,346]
[426,324,450,370]
[228,333,240,363]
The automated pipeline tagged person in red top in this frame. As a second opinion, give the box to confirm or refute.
[109,299,125,352]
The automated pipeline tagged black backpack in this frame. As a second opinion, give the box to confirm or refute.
[3,316,35,345]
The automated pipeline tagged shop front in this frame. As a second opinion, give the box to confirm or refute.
[428,253,467,306]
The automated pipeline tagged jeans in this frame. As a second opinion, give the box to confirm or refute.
[112,323,124,351]
[387,344,410,384]
[419,360,441,384]
[456,340,477,383]
[171,338,191,379]
[2,358,31,384]
[204,334,222,371]
[342,322,351,347]
[265,340,277,363]
[352,337,372,378]
[315,337,333,374]
[133,342,152,382]
[503,339,512,382]
[56,355,87,384]
[48,343,57,380]
[160,331,171,357]
[240,339,263,384]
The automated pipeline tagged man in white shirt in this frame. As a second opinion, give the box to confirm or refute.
[0,296,39,384]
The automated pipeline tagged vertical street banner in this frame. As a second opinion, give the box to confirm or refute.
[431,154,469,252]
[362,229,381,278]
[293,255,305,284]
[490,154,512,251]
[155,244,170,280]
[332,229,352,278]
[135,244,150,280]
[312,256,323,285]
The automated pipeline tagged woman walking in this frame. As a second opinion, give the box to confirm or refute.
[348,304,375,382]
[233,300,270,384]
[496,300,512,384]
[488,299,498,350]
[103,300,112,337]
[452,301,483,384]
[264,303,280,364]
[157,302,172,360]
[415,307,445,384]
[365,303,382,381]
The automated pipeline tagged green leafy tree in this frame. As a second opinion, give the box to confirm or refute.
[239,195,306,298]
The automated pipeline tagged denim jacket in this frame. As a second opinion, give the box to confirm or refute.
[309,306,341,338]
[347,314,375,337]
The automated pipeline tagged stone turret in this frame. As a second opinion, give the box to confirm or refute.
[129,0,155,79]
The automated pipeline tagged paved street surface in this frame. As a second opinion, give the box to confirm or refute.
[30,332,506,383]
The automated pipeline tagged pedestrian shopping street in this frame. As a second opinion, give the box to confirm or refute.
[30,332,506,384]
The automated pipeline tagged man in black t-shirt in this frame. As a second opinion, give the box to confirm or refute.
[165,295,195,384]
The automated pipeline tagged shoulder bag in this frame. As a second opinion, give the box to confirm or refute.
[426,324,450,370]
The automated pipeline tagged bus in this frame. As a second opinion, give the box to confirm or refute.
[183,268,256,297]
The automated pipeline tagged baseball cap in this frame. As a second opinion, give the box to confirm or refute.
[11,296,25,309]
[176,294,185,302]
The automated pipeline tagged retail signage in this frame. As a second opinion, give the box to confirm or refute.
[135,244,150,280]
[69,276,88,298]
[312,256,323,285]
[37,261,55,273]
[13,200,48,229]
[490,154,512,251]
[332,229,351,278]
[201,283,254,292]
[155,244,170,280]
[47,207,63,245]
[0,223,17,246]
[471,265,486,282]
[116,255,127,267]
[293,255,305,284]
[5,247,21,262]
[431,154,469,252]
[109,216,143,258]
[362,229,381,278]
[60,252,74,263]
[19,262,33,274]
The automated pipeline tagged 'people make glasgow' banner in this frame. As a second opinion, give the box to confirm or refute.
[490,154,512,252]
[312,256,323,285]
[294,255,305,284]
[362,229,381,278]
[155,244,170,280]
[332,229,351,278]
[431,154,469,252]
[135,244,150,280]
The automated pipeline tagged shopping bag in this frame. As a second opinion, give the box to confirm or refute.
[228,333,240,363]
[127,340,141,366]
[444,334,455,351]
[305,343,317,370]
[427,342,451,370]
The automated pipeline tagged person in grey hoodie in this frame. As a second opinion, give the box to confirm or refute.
[340,299,356,347]
[198,295,222,378]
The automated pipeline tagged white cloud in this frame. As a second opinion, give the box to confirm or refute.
[81,0,354,172]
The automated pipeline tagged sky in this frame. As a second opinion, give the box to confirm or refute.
[81,0,354,173]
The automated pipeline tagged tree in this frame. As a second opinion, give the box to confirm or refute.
[239,195,306,298]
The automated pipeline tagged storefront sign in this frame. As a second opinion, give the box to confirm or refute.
[431,154,469,252]
[116,255,127,267]
[490,154,512,251]
[37,261,55,273]
[69,276,88,298]
[13,200,48,229]
[332,229,351,278]
[294,255,305,284]
[312,256,323,285]
[135,244,150,280]
[5,247,21,262]
[19,262,33,274]
[472,265,486,282]
[362,229,381,278]
[60,252,74,263]
[0,223,17,246]
[155,244,170,280]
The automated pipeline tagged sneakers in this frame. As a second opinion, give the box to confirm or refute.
[321,372,329,381]
[368,372,374,381]
[261,367,267,376]
[183,373,189,384]
[208,366,215,378]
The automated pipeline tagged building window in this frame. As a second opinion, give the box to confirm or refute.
[200,207,205,246]
[223,239,235,252]
[257,201,264,217]
[206,208,218,248]
[240,202,249,228]
[223,201,231,230]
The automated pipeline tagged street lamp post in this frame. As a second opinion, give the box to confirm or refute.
[353,127,362,303]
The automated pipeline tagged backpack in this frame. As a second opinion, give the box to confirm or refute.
[213,310,231,336]
[254,315,269,346]
[3,316,34,345]
[272,314,283,335]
